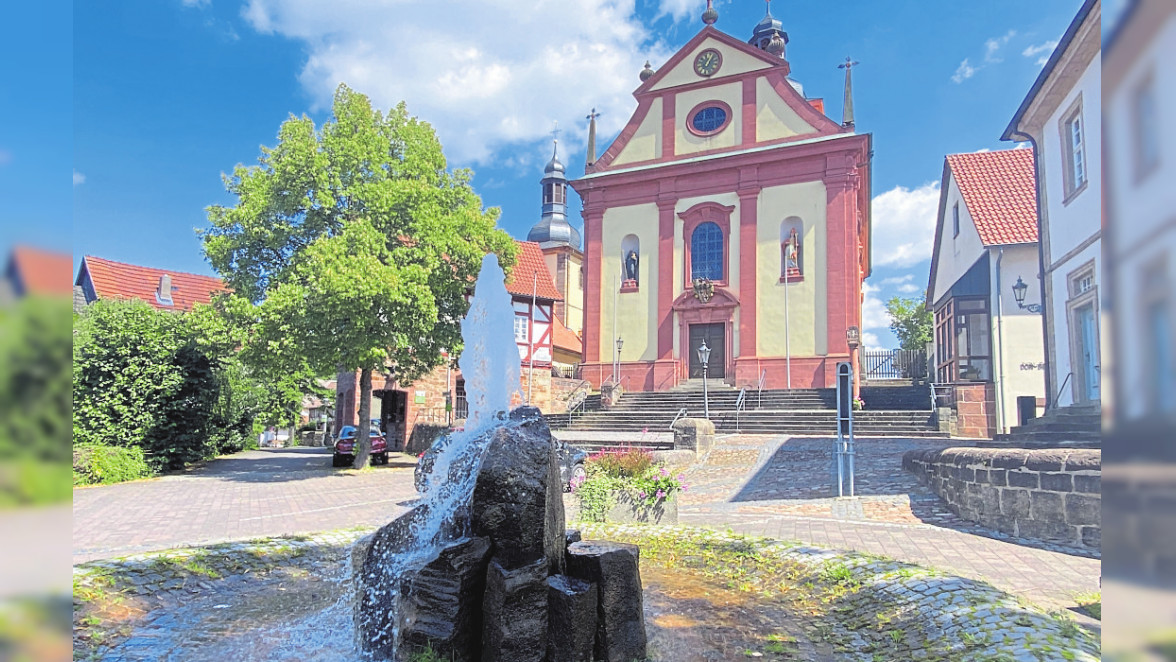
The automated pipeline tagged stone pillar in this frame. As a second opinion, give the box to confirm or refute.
[672,417,715,455]
[566,541,647,662]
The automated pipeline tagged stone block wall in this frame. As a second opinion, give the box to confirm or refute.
[952,383,998,439]
[903,447,1100,548]
[549,377,589,415]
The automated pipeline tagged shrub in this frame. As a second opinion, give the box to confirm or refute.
[73,445,153,485]
[587,446,654,479]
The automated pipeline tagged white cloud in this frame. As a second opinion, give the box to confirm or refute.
[0,149,11,166]
[879,274,922,295]
[870,182,941,268]
[951,59,976,83]
[984,30,1016,63]
[73,170,86,186]
[953,30,1016,83]
[182,0,210,7]
[654,0,699,23]
[239,0,675,165]
[1022,40,1058,67]
[861,282,890,349]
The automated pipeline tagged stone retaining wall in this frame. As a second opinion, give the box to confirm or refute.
[903,447,1100,548]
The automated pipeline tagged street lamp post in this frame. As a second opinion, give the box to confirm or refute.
[614,336,624,384]
[698,340,711,419]
[1012,276,1042,314]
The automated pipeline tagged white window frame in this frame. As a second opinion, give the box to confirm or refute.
[1060,96,1088,202]
[1134,72,1160,181]
[514,314,529,343]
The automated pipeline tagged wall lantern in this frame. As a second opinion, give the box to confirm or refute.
[1012,276,1042,313]
[846,325,861,349]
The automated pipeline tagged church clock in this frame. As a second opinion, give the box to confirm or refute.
[693,49,722,77]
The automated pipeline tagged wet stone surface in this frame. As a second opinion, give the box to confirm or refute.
[76,525,1100,661]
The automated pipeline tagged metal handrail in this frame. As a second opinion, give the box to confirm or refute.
[735,387,747,433]
[1052,372,1074,409]
[669,406,689,430]
[757,370,767,409]
[565,381,591,423]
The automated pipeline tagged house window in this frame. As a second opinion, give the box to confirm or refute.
[952,203,960,238]
[1134,75,1160,179]
[514,314,529,343]
[934,298,992,383]
[543,182,566,205]
[1141,261,1173,413]
[1061,100,1087,199]
[690,222,724,280]
[1071,269,1095,297]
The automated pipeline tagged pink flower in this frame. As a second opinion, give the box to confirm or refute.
[656,489,666,499]
[659,467,669,477]
[637,491,647,499]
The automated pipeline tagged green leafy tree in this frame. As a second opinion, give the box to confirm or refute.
[202,84,514,467]
[0,296,72,504]
[73,299,218,471]
[885,295,933,351]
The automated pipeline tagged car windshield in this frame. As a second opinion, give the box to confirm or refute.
[338,426,380,440]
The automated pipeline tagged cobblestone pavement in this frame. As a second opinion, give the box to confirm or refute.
[678,434,1102,612]
[71,447,420,564]
[74,527,1100,661]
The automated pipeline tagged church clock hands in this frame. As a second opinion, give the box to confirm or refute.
[693,49,722,77]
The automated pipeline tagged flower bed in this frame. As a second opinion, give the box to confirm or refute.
[569,447,686,524]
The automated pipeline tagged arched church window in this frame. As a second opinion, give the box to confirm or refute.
[780,218,804,282]
[620,234,640,291]
[690,222,724,281]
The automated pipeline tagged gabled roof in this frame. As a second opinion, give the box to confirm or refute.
[632,25,787,95]
[505,241,562,301]
[1002,0,1100,142]
[551,316,582,356]
[77,256,230,312]
[945,149,1039,246]
[6,246,73,297]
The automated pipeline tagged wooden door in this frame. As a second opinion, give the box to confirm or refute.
[688,323,725,378]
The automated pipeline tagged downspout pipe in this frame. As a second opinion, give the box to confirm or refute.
[996,248,1007,434]
[1007,132,1053,412]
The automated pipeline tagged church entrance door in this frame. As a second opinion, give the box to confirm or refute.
[688,323,725,378]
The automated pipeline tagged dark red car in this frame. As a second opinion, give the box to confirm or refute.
[332,426,389,467]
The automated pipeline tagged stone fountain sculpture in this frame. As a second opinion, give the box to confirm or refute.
[349,255,646,662]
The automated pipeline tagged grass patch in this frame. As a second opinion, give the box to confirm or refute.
[1074,591,1100,620]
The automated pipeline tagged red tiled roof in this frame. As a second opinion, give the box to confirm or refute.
[946,149,1039,246]
[505,241,563,301]
[8,246,73,296]
[79,256,230,312]
[551,315,582,355]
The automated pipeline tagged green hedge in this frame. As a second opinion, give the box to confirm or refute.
[72,445,154,486]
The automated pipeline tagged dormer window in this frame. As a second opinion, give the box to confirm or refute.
[156,274,175,307]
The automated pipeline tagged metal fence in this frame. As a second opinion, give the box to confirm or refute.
[861,349,928,381]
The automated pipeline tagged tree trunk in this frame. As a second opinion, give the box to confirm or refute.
[354,367,373,468]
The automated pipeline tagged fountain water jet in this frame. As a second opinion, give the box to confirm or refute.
[351,254,647,661]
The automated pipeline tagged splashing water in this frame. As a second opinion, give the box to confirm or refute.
[354,253,524,659]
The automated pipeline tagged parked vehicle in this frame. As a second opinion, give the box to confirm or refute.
[332,426,388,467]
[413,435,587,492]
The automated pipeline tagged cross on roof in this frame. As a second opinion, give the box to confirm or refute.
[551,121,560,143]
[839,56,859,70]
[586,108,600,122]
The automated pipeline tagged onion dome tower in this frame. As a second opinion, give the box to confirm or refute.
[750,0,803,96]
[527,139,581,250]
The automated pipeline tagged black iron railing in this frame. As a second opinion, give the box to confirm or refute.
[862,349,929,381]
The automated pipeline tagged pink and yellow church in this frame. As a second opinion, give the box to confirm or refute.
[570,3,873,391]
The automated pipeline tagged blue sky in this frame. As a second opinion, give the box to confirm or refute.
[61,0,1084,347]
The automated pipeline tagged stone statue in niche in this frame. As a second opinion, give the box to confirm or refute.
[782,226,802,280]
[624,250,639,285]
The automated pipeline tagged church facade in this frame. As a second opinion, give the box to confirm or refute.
[570,7,872,391]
